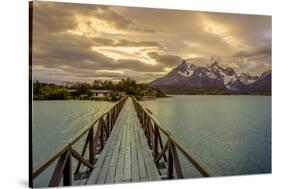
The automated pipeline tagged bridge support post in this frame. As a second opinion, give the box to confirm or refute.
[100,121,104,149]
[153,125,159,160]
[108,112,112,132]
[167,144,174,179]
[63,152,72,186]
[89,127,94,166]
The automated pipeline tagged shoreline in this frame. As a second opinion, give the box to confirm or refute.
[32,94,271,101]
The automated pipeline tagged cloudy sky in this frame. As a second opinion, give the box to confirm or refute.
[32,1,271,83]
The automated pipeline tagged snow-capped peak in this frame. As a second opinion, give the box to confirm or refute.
[150,59,271,94]
[239,73,259,84]
[176,60,196,77]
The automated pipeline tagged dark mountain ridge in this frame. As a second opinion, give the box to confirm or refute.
[149,60,271,95]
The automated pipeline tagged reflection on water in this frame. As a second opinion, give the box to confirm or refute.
[141,95,271,177]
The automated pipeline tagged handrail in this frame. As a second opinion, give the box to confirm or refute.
[32,96,128,187]
[132,96,215,178]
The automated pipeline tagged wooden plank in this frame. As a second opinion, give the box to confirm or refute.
[123,107,132,181]
[105,166,116,184]
[114,111,127,183]
[134,118,161,181]
[133,98,160,181]
[105,110,126,183]
[138,131,161,181]
[86,123,118,184]
[110,111,125,167]
[86,142,108,184]
[134,126,148,179]
[141,177,149,182]
[131,121,140,182]
[96,153,112,184]
[87,97,161,185]
[87,101,127,185]
[132,97,162,181]
[96,119,122,184]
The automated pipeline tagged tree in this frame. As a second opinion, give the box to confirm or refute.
[73,82,91,95]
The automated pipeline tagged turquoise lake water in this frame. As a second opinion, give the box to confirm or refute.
[32,100,114,187]
[140,95,271,177]
[32,95,271,186]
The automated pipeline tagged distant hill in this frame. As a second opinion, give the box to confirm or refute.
[149,60,271,95]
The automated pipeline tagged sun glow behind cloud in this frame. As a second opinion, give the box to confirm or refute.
[92,46,160,65]
[96,70,124,74]
[201,15,249,50]
[68,16,127,37]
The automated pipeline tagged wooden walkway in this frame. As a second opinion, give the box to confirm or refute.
[32,96,214,187]
[86,97,161,185]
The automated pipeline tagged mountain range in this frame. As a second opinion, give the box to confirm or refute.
[149,60,271,95]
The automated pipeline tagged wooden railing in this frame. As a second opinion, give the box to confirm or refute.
[32,96,128,187]
[132,97,215,179]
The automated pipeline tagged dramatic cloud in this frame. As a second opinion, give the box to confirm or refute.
[90,38,163,47]
[147,52,182,67]
[32,1,271,83]
[233,44,271,58]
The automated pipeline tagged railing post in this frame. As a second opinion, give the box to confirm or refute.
[48,150,70,187]
[143,112,146,130]
[111,107,115,125]
[63,151,72,186]
[100,119,104,149]
[142,110,145,127]
[146,115,151,145]
[75,131,91,174]
[170,142,184,178]
[110,109,114,127]
[108,112,112,132]
[167,143,174,179]
[140,110,143,126]
[89,126,94,166]
[158,133,167,163]
[148,119,153,148]
[114,106,117,122]
[154,125,159,160]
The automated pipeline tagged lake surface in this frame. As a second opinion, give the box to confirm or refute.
[141,95,271,177]
[32,96,271,186]
[32,100,114,187]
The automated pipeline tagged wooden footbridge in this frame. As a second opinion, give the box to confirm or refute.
[32,96,215,187]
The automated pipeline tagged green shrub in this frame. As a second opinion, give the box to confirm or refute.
[79,94,89,100]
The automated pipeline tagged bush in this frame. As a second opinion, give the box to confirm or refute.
[79,94,89,100]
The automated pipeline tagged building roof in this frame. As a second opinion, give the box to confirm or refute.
[90,90,112,93]
[140,88,156,96]
[141,88,155,93]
